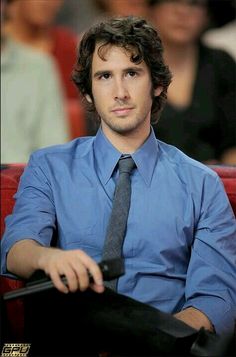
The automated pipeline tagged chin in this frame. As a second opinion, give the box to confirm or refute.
[111,121,145,135]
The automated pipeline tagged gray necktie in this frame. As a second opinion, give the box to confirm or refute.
[102,155,136,290]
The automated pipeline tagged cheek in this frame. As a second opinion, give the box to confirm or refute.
[92,84,112,109]
[92,92,108,115]
[134,80,152,100]
[92,83,109,98]
[137,89,153,113]
[92,89,102,104]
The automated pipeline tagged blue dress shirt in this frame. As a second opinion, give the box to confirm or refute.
[1,128,236,335]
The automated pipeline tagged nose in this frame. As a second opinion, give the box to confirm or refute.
[113,78,130,102]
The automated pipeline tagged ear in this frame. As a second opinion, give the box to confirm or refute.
[85,94,92,103]
[154,86,163,97]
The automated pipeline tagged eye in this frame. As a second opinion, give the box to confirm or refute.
[99,72,111,80]
[127,71,137,77]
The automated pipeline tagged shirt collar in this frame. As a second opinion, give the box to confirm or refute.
[93,128,122,185]
[132,127,159,186]
[93,127,159,186]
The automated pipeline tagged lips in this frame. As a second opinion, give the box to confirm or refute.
[111,107,134,116]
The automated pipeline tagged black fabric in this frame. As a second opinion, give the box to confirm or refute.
[23,287,228,356]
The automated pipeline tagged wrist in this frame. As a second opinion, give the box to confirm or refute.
[36,246,56,271]
[174,307,214,332]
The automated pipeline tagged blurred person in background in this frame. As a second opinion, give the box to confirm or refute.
[3,0,88,139]
[4,0,79,100]
[1,0,69,164]
[203,0,236,61]
[54,0,103,34]
[95,0,149,18]
[203,19,236,61]
[149,0,236,164]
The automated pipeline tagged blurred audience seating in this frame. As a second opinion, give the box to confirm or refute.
[1,163,236,341]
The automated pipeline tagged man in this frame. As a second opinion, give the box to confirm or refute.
[1,16,236,354]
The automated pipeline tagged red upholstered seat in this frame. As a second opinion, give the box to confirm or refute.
[209,165,236,216]
[1,163,236,340]
[0,164,26,340]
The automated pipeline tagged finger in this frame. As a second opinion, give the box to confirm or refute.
[87,263,104,287]
[69,263,89,292]
[50,270,69,294]
[77,251,104,287]
[90,282,105,294]
[63,269,79,293]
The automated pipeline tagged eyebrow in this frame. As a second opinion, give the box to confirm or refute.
[93,67,145,78]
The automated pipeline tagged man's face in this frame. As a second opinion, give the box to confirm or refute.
[89,44,161,138]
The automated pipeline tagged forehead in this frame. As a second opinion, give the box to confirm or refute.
[91,43,146,70]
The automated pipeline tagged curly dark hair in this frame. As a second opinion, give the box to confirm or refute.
[72,16,172,123]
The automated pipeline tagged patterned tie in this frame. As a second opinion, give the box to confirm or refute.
[102,155,136,290]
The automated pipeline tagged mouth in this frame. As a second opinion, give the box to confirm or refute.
[111,107,134,116]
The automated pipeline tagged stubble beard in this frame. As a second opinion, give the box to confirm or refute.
[101,111,150,136]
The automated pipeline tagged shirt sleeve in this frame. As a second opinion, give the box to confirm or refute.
[0,154,56,278]
[183,173,236,336]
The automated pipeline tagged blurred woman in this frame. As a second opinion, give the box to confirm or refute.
[149,0,236,164]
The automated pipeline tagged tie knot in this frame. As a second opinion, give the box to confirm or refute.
[118,155,135,175]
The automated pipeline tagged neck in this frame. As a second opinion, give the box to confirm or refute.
[101,123,151,154]
[163,42,198,69]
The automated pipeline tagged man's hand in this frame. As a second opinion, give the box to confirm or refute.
[38,248,104,294]
[7,240,104,294]
[174,307,214,332]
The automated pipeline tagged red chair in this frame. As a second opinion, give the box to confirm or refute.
[1,164,26,340]
[1,163,236,341]
[210,165,236,216]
